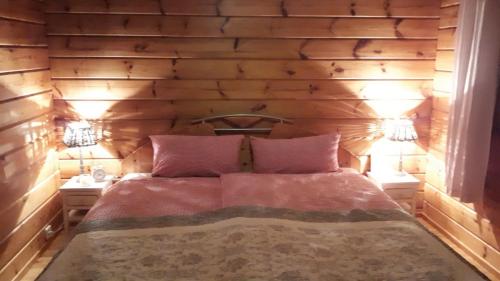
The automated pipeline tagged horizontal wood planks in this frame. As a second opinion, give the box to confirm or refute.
[0,47,49,74]
[48,37,437,59]
[47,14,439,39]
[0,5,58,281]
[423,0,500,276]
[0,0,45,24]
[47,0,438,181]
[52,80,434,100]
[50,59,435,80]
[0,70,51,101]
[53,99,432,120]
[46,0,441,17]
[0,19,47,46]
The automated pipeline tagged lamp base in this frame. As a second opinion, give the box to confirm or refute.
[77,174,94,186]
[394,170,408,177]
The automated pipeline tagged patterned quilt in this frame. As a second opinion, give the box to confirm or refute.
[37,206,488,281]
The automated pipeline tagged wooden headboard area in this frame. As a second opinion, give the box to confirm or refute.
[51,0,436,181]
[121,114,363,174]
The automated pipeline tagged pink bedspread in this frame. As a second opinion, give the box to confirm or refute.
[85,169,399,222]
[85,177,222,221]
[222,169,399,211]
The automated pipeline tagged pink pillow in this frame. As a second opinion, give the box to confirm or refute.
[250,133,341,174]
[150,135,244,177]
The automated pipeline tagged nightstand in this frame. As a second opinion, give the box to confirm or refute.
[60,176,113,230]
[367,172,420,215]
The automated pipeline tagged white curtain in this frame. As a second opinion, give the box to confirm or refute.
[445,0,500,203]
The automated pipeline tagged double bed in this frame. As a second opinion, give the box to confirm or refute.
[37,115,488,281]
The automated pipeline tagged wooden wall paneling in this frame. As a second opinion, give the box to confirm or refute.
[0,135,55,182]
[57,140,139,160]
[436,28,456,50]
[0,191,61,271]
[432,92,450,113]
[0,195,62,281]
[0,114,53,156]
[47,37,438,60]
[56,120,431,159]
[0,152,58,214]
[0,172,60,243]
[0,70,51,101]
[51,79,434,100]
[424,184,499,250]
[0,92,52,129]
[54,118,175,142]
[54,99,431,120]
[424,202,500,280]
[0,0,45,24]
[0,6,59,280]
[439,5,459,29]
[429,110,448,153]
[0,47,49,74]
[46,15,439,39]
[48,1,439,181]
[0,19,47,46]
[425,150,446,191]
[441,0,459,8]
[46,0,441,17]
[422,2,500,276]
[435,50,455,71]
[433,71,453,93]
[50,59,436,80]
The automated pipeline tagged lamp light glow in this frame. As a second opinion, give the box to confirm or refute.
[63,121,98,180]
[384,119,418,176]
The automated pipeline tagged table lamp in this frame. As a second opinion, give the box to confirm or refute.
[63,121,97,182]
[384,119,418,176]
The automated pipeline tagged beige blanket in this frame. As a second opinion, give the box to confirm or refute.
[37,207,488,281]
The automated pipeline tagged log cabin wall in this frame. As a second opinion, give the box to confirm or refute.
[0,1,61,281]
[423,0,500,278]
[46,0,441,188]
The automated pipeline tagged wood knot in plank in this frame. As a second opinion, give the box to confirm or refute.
[251,103,267,112]
[309,84,319,94]
[158,0,166,15]
[352,39,371,59]
[215,0,222,16]
[280,1,289,17]
[122,18,130,29]
[298,52,309,60]
[233,38,240,50]
[134,43,148,52]
[384,0,392,17]
[220,17,230,34]
[394,18,404,38]
[216,81,227,98]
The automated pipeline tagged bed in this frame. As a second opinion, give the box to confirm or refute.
[37,115,488,281]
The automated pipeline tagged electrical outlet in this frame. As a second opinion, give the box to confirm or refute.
[43,225,55,240]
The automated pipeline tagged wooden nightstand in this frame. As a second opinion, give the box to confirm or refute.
[367,172,420,215]
[60,176,113,230]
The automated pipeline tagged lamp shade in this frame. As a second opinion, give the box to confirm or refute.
[385,119,418,142]
[63,122,97,147]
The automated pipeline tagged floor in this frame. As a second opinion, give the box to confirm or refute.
[18,217,497,281]
[18,229,74,281]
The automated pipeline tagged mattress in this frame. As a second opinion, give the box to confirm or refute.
[37,171,488,281]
